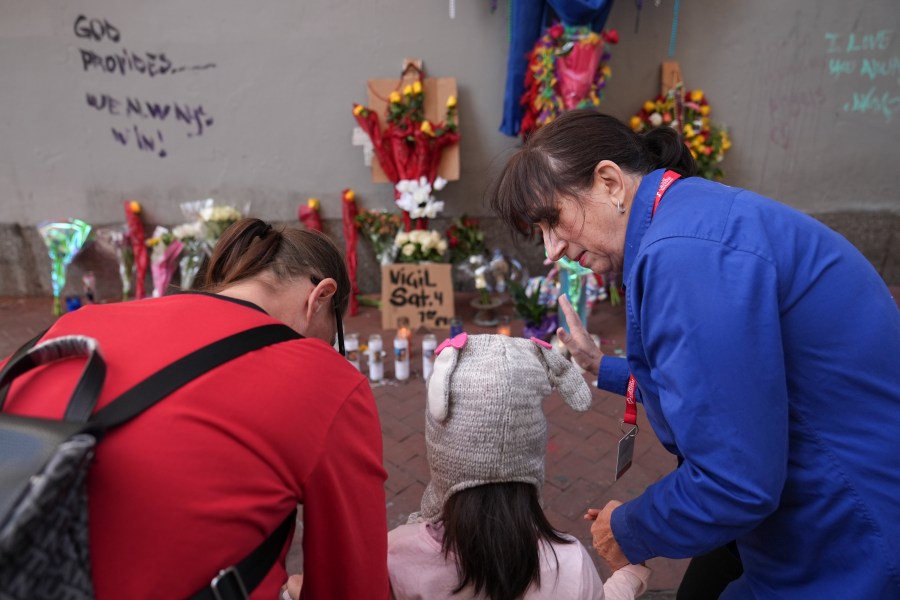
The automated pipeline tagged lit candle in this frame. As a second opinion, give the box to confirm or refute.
[422,333,437,380]
[394,334,410,381]
[396,316,412,342]
[496,316,512,336]
[344,333,361,370]
[367,334,384,382]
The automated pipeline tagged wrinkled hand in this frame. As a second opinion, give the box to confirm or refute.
[557,294,603,374]
[584,501,629,570]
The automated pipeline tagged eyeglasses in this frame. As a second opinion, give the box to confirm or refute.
[310,276,345,357]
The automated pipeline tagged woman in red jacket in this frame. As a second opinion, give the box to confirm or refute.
[3,218,390,599]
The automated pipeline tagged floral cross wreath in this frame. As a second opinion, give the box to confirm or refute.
[519,23,619,140]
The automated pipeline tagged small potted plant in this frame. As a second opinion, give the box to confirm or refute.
[509,279,558,341]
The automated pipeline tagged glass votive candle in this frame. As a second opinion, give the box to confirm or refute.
[421,333,437,380]
[496,315,512,336]
[367,334,384,382]
[344,333,361,370]
[394,334,410,381]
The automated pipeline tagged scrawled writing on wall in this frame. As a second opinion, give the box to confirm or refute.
[74,14,217,158]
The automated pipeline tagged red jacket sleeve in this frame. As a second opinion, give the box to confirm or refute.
[299,380,389,599]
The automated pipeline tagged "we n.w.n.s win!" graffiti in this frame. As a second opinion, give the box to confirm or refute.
[74,14,217,158]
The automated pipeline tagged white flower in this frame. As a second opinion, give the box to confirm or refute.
[433,176,447,191]
[402,243,416,256]
[395,231,409,246]
[173,221,204,240]
[649,112,663,127]
[437,239,448,253]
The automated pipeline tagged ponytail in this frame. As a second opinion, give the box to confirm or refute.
[202,217,351,316]
[643,126,697,177]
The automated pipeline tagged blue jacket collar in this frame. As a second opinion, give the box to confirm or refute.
[622,169,666,284]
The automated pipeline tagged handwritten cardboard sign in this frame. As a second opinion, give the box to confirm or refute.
[381,263,454,331]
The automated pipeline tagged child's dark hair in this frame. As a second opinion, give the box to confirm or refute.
[441,482,571,600]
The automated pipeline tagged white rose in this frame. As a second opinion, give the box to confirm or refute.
[437,240,448,253]
[402,243,416,256]
[395,231,409,245]
[649,112,663,127]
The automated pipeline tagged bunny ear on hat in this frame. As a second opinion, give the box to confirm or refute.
[427,333,467,422]
[531,339,592,412]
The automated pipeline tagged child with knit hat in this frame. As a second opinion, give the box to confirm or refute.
[388,333,650,600]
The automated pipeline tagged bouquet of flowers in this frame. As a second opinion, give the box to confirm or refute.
[180,198,247,251]
[146,226,183,298]
[520,24,619,140]
[355,208,403,265]
[393,229,447,264]
[37,219,92,316]
[509,277,558,340]
[352,69,459,231]
[630,87,732,181]
[445,215,485,264]
[172,221,206,290]
[94,224,134,301]
[395,176,446,221]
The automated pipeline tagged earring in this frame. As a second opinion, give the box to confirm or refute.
[616,198,625,214]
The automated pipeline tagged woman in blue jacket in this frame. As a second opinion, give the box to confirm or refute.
[489,109,900,599]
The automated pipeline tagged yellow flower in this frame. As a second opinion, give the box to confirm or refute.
[690,90,704,102]
[722,133,732,150]
[700,105,711,116]
[403,84,413,96]
[690,148,698,159]
[601,65,612,79]
[420,120,434,136]
[389,91,402,104]
[307,198,320,210]
[412,80,423,95]
[147,238,159,247]
[629,115,642,130]
[586,32,601,44]
[129,200,141,213]
[683,124,695,137]
[353,105,365,117]
[446,95,457,109]
[343,189,355,202]
[643,100,655,113]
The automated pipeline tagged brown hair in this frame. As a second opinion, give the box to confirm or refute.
[202,218,351,316]
[490,110,697,239]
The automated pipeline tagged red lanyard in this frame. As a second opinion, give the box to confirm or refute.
[624,170,681,425]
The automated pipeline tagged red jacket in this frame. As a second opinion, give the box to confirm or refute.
[3,293,389,599]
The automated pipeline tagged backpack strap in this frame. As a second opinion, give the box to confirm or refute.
[94,322,302,599]
[0,333,107,423]
[0,328,48,410]
[190,508,298,600]
[91,323,299,430]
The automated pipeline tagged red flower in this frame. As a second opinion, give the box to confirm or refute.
[603,29,619,45]
[549,23,564,39]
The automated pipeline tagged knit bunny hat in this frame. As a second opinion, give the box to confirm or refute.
[414,333,592,523]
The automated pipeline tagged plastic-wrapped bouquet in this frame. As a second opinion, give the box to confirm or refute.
[180,198,247,251]
[172,221,205,290]
[394,229,447,263]
[146,226,183,298]
[37,219,92,316]
[94,224,134,301]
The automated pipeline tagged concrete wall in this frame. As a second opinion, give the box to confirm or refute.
[1,0,898,299]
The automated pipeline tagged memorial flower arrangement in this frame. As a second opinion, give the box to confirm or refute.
[393,229,448,264]
[520,24,619,139]
[355,208,404,265]
[630,87,732,181]
[352,71,459,231]
[37,219,92,316]
[95,224,134,301]
[146,226,183,298]
[200,204,243,245]
[172,221,205,290]
[445,215,485,265]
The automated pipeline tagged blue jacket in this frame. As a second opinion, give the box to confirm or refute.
[598,170,900,598]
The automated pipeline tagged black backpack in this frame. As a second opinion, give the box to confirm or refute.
[0,324,299,600]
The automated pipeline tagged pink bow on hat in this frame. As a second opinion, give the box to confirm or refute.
[435,332,467,355]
